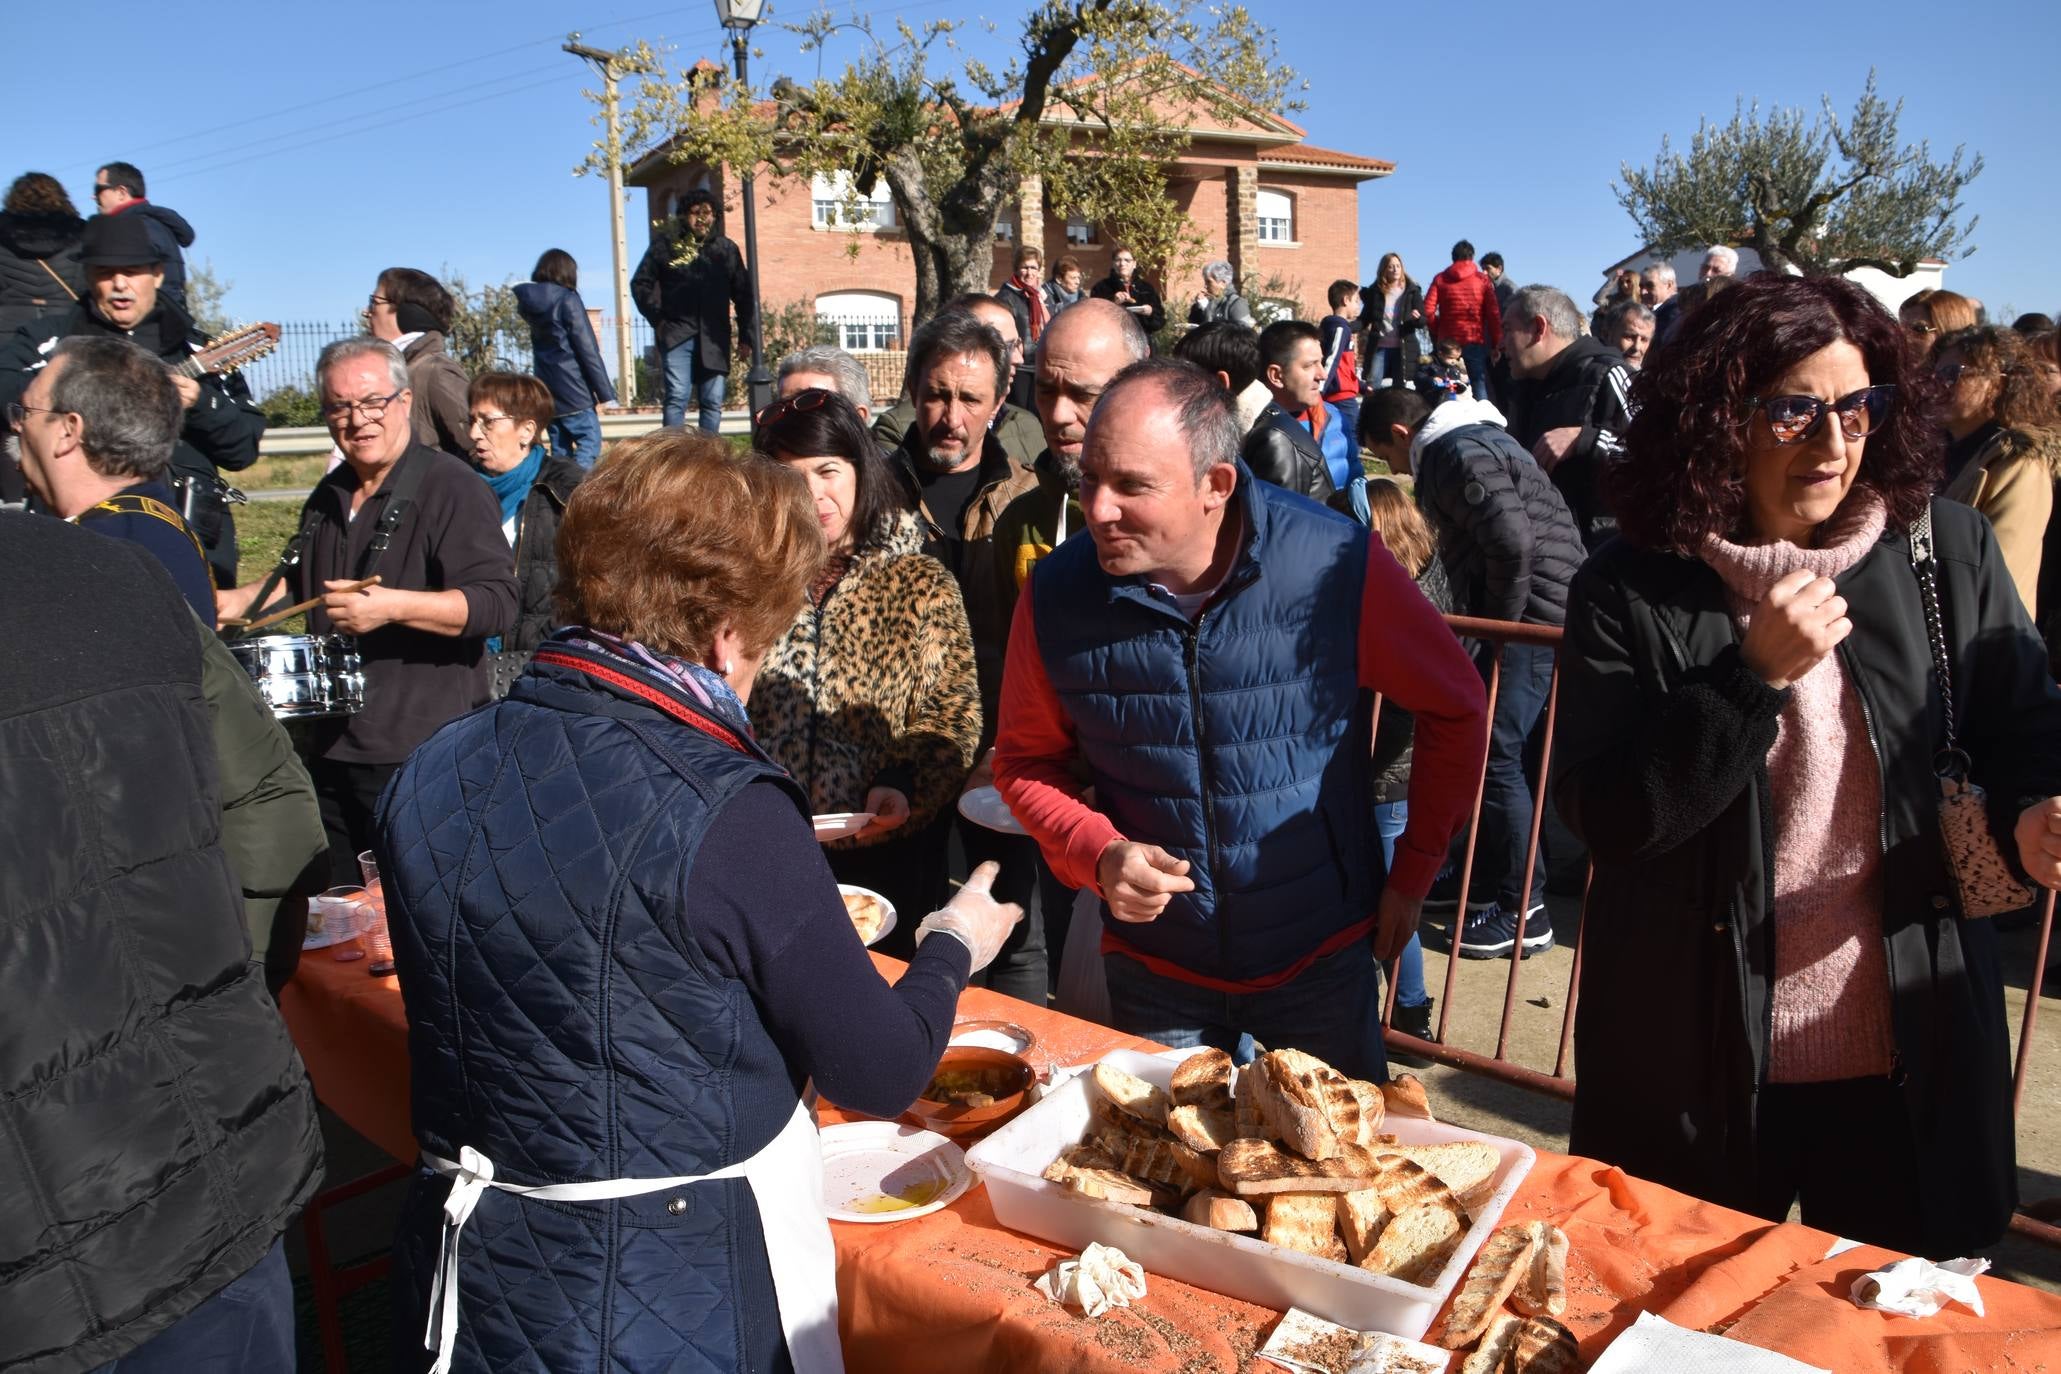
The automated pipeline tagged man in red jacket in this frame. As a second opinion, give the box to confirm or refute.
[1423,239,1503,405]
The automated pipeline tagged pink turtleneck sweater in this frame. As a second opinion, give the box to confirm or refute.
[1701,490,1896,1083]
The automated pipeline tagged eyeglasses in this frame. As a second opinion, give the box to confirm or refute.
[1749,384,1896,445]
[466,413,515,431]
[754,387,835,431]
[91,184,115,198]
[1933,361,1979,384]
[320,391,401,423]
[1906,322,1938,335]
[366,294,392,310]
[5,401,60,430]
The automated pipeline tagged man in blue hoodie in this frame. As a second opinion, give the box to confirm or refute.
[90,162,193,313]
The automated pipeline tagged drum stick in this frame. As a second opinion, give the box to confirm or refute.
[222,576,382,634]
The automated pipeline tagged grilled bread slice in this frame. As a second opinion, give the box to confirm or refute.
[1041,1141,1121,1183]
[1380,1072,1435,1122]
[1180,1188,1259,1233]
[1363,1199,1465,1282]
[1166,1103,1238,1154]
[1217,1138,1387,1195]
[1380,1142,1501,1218]
[1092,1061,1170,1128]
[1169,1047,1235,1110]
[1458,1313,1525,1374]
[1438,1222,1542,1348]
[1264,1192,1349,1263]
[1367,1154,1459,1220]
[1509,1315,1581,1374]
[1253,1048,1370,1159]
[1233,1061,1278,1142]
[1087,1114,1216,1191]
[1335,1188,1392,1265]
[1511,1221,1569,1318]
[1062,1166,1167,1208]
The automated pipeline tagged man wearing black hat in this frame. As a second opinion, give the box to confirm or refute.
[0,212,264,587]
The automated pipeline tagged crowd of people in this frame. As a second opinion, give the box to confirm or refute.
[6,154,2061,1372]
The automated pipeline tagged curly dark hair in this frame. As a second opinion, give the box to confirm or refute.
[5,172,77,217]
[1935,326,2060,435]
[1611,274,1941,554]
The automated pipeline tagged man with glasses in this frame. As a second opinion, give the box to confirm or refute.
[0,212,262,588]
[630,187,755,433]
[217,337,516,884]
[88,160,193,312]
[1498,283,1633,552]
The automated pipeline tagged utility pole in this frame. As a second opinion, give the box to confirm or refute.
[565,35,649,408]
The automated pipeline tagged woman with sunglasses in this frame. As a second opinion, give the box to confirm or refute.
[1935,326,2061,633]
[752,388,983,949]
[1551,273,2061,1257]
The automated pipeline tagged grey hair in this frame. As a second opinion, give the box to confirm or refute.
[1642,260,1677,287]
[778,344,873,414]
[316,336,409,397]
[1703,244,1739,273]
[1096,357,1241,481]
[1602,299,1656,330]
[47,336,180,480]
[904,309,1009,402]
[1202,260,1236,288]
[1506,285,1585,343]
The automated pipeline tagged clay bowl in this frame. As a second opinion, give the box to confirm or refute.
[903,1046,1036,1143]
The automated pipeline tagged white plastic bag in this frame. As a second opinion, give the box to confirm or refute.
[1054,888,1111,1025]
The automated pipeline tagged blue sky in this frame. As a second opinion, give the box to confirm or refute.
[10,0,2057,327]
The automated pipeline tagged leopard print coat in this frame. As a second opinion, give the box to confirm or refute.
[754,530,981,848]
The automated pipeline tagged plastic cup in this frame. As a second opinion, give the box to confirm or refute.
[357,849,379,888]
[362,879,395,977]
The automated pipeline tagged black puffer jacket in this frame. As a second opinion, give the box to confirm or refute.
[1501,334,1630,550]
[1410,398,1583,646]
[510,451,585,652]
[513,281,617,416]
[0,210,84,335]
[1552,500,2061,1256]
[0,515,322,1372]
[1242,401,1338,505]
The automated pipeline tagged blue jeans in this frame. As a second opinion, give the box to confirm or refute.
[1461,343,1493,405]
[1366,346,1403,388]
[89,1240,293,1372]
[1105,942,1383,1081]
[1468,641,1553,913]
[549,406,604,468]
[661,336,726,432]
[1375,800,1429,1008]
[1330,397,1361,462]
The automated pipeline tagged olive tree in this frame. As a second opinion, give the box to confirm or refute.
[589,1,1300,322]
[1615,71,1981,278]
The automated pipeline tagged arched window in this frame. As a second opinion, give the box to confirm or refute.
[814,290,902,352]
[810,172,895,230]
[1256,188,1294,244]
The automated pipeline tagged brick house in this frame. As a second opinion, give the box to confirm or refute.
[624,73,1391,361]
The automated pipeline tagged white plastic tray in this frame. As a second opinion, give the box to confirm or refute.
[964,1047,1535,1340]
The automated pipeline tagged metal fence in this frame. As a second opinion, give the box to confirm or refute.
[238,317,655,400]
[1379,613,2061,1248]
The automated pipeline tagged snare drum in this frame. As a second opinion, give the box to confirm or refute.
[229,633,365,718]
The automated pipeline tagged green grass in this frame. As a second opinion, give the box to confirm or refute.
[241,454,333,491]
[233,499,310,634]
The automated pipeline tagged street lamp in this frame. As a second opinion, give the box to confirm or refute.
[714,0,772,417]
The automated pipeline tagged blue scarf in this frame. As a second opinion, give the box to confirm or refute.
[562,628,753,738]
[484,444,545,525]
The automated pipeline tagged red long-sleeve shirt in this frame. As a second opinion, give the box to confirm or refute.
[993,532,1488,906]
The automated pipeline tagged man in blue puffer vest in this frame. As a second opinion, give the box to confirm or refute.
[994,358,1488,1078]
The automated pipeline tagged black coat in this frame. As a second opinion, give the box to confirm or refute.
[513,281,617,415]
[1501,335,1630,551]
[1090,270,1166,336]
[1358,278,1426,377]
[0,210,84,336]
[1551,501,2061,1255]
[630,223,758,373]
[1411,415,1583,635]
[509,451,585,653]
[0,515,322,1371]
[1242,401,1337,506]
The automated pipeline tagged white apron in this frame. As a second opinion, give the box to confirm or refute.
[421,1100,843,1374]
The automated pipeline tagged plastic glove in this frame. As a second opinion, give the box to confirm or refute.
[913,860,1024,973]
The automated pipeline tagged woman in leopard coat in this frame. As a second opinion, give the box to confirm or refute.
[754,389,982,951]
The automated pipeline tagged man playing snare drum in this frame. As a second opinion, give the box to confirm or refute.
[218,337,515,884]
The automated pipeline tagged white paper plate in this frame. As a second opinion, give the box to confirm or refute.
[837,884,898,948]
[813,812,875,842]
[955,785,1026,836]
[821,1121,972,1223]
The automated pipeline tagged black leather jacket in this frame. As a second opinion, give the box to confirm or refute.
[1241,402,1337,506]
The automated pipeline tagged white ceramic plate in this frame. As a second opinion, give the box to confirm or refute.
[955,785,1026,836]
[812,812,875,842]
[836,884,898,948]
[821,1121,972,1224]
[949,1018,1038,1057]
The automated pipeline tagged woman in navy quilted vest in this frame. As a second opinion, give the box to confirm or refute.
[375,430,1022,1374]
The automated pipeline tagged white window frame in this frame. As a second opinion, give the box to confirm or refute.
[814,290,901,353]
[1064,214,1096,246]
[809,171,895,232]
[1256,188,1295,246]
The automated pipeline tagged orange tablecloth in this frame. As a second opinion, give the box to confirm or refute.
[282,953,2061,1372]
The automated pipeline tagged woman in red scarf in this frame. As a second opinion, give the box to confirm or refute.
[995,246,1046,410]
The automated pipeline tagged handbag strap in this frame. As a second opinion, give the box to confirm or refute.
[1909,506,1960,751]
[35,258,79,301]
